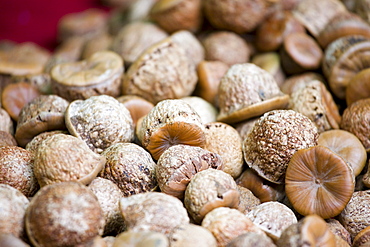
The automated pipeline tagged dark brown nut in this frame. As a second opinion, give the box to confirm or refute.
[119,192,189,236]
[57,8,108,42]
[82,33,113,60]
[0,184,29,239]
[226,232,276,247]
[65,95,134,153]
[51,51,124,101]
[204,122,243,178]
[0,130,17,147]
[318,129,367,177]
[25,181,105,247]
[0,108,14,135]
[0,233,30,247]
[340,98,370,152]
[137,99,206,160]
[243,110,319,184]
[251,52,286,87]
[181,96,218,124]
[286,146,355,219]
[123,37,197,104]
[326,219,352,246]
[355,0,370,24]
[234,118,259,142]
[150,0,202,33]
[99,142,157,196]
[169,224,217,247]
[0,146,39,197]
[203,0,267,33]
[156,144,223,199]
[289,80,341,132]
[111,21,168,66]
[346,67,370,106]
[201,207,266,247]
[280,72,325,95]
[184,169,240,224]
[14,94,69,147]
[353,226,370,247]
[170,30,204,66]
[113,230,169,247]
[116,95,154,128]
[33,133,105,187]
[25,130,68,156]
[88,177,125,235]
[277,214,336,247]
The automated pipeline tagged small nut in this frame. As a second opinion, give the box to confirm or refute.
[0,233,29,247]
[169,224,217,247]
[116,95,154,128]
[181,96,218,124]
[237,185,261,214]
[114,230,169,247]
[0,108,14,135]
[346,67,370,106]
[82,33,113,59]
[25,130,68,156]
[353,225,370,247]
[326,219,352,246]
[0,130,17,147]
[170,30,205,66]
[226,232,276,247]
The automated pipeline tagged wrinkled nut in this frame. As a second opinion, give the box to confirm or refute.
[281,72,325,95]
[65,95,134,153]
[119,192,189,236]
[277,214,336,247]
[51,51,124,101]
[123,38,197,104]
[353,226,370,247]
[243,110,319,184]
[251,52,286,87]
[0,184,29,239]
[99,142,157,196]
[181,96,218,124]
[237,185,261,215]
[204,122,243,178]
[156,144,223,199]
[169,224,217,247]
[0,233,30,247]
[217,63,289,124]
[25,130,68,156]
[170,30,205,66]
[81,33,113,59]
[226,232,276,247]
[0,108,14,135]
[326,219,352,246]
[346,67,370,106]
[113,230,169,247]
[15,94,69,147]
[33,133,105,187]
[138,99,206,160]
[116,95,154,128]
[184,169,240,224]
[25,181,105,247]
[0,130,17,147]
[201,207,265,247]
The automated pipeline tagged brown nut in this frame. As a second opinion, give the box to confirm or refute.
[355,0,370,24]
[113,230,169,247]
[251,52,286,87]
[236,185,261,214]
[362,160,370,188]
[0,233,30,247]
[243,110,319,184]
[181,96,218,124]
[169,224,217,247]
[25,181,105,247]
[353,226,370,247]
[0,108,14,135]
[234,117,259,141]
[170,30,205,66]
[81,33,113,60]
[326,219,352,246]
[116,95,154,128]
[0,130,17,147]
[25,130,68,156]
[281,72,325,95]
[184,169,240,224]
[346,67,370,106]
[226,232,276,247]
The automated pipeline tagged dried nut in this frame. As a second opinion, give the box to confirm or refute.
[277,214,336,246]
[119,192,189,236]
[243,110,319,184]
[150,0,202,33]
[113,230,169,247]
[170,30,205,66]
[181,96,218,124]
[236,186,261,215]
[289,80,341,132]
[0,108,14,135]
[217,64,289,124]
[1,82,41,121]
[0,146,39,197]
[251,52,286,87]
[285,146,355,219]
[0,233,30,247]
[25,130,67,156]
[51,51,124,101]
[355,0,370,24]
[226,232,276,247]
[169,224,217,247]
[326,219,352,246]
[234,118,259,142]
[201,207,265,247]
[88,177,125,235]
[346,67,370,106]
[116,95,154,128]
[0,184,29,239]
[318,129,367,177]
[184,169,240,223]
[25,181,105,247]
[99,142,157,196]
[204,122,243,178]
[103,236,116,247]
[0,130,17,147]
[111,21,168,66]
[203,0,267,33]
[82,33,113,59]
[138,99,206,160]
[11,72,52,95]
[66,95,134,153]
[340,98,370,152]
[156,144,223,199]
[353,226,370,247]
[123,38,197,104]
[15,95,69,147]
[281,72,325,95]
[33,133,105,187]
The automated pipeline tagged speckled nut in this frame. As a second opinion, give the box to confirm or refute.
[243,110,319,184]
[65,95,134,153]
[281,72,325,95]
[111,21,168,66]
[25,130,67,156]
[346,68,370,106]
[88,177,125,236]
[289,80,341,133]
[0,184,29,239]
[119,192,189,236]
[137,99,206,160]
[15,94,69,147]
[277,214,336,247]
[51,51,124,101]
[340,98,370,152]
[33,133,106,187]
[25,181,105,247]
[203,0,267,33]
[156,144,223,199]
[217,63,289,124]
[0,233,30,247]
[122,37,197,104]
[116,95,154,128]
[353,226,370,247]
[204,122,243,178]
[170,30,205,66]
[226,232,276,247]
[326,219,352,246]
[114,230,169,247]
[0,108,14,135]
[99,142,157,196]
[169,224,217,247]
[184,169,240,224]
[0,130,17,147]
[246,201,298,241]
[181,96,218,124]
[237,185,261,214]
[201,207,265,247]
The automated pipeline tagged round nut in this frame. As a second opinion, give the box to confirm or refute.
[353,226,370,247]
[114,230,169,247]
[25,130,68,156]
[326,218,352,246]
[181,96,218,124]
[346,67,370,106]
[226,232,276,247]
[169,224,217,247]
[0,108,14,135]
[0,233,30,247]
[236,185,261,215]
[0,130,17,148]
[81,33,113,59]
[170,30,205,66]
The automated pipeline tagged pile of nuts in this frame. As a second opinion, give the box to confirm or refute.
[1,0,370,246]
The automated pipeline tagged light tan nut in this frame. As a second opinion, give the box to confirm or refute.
[25,130,68,156]
[181,96,218,124]
[0,233,30,247]
[0,130,17,148]
[226,232,276,247]
[170,30,205,66]
[169,223,217,247]
[82,33,113,59]
[113,230,169,247]
[236,185,261,214]
[0,108,14,135]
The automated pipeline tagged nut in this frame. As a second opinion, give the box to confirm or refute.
[168,224,217,247]
[326,218,352,246]
[0,233,29,247]
[226,232,276,247]
[346,67,370,106]
[0,130,17,148]
[170,30,205,66]
[25,130,68,156]
[114,230,169,247]
[82,33,113,59]
[353,226,370,247]
[251,52,286,87]
[116,95,154,128]
[181,96,218,124]
[0,108,14,135]
[236,185,261,215]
